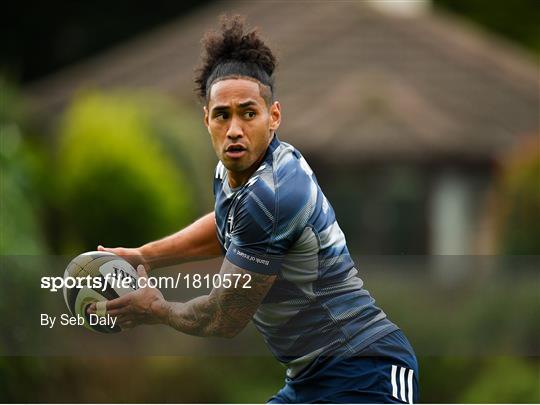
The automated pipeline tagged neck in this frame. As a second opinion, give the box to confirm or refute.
[227,152,266,189]
[228,169,255,189]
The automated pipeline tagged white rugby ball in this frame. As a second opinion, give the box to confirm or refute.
[63,251,139,333]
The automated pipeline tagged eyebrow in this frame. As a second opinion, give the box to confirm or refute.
[211,100,258,112]
[238,100,257,108]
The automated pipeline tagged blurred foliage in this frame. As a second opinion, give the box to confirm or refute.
[0,79,52,370]
[492,136,540,254]
[0,77,47,254]
[53,90,214,253]
[419,356,540,403]
[434,0,540,54]
[0,356,284,403]
[366,267,539,402]
[460,357,540,402]
[1,355,538,402]
[2,81,216,255]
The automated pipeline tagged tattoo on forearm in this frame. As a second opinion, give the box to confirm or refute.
[166,262,275,338]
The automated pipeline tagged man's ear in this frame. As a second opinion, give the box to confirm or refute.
[203,105,210,133]
[269,101,281,131]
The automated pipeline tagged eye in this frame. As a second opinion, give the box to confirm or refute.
[244,111,256,119]
[214,112,229,121]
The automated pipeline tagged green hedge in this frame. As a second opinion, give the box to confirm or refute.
[0,78,47,254]
[495,137,540,255]
[54,91,208,252]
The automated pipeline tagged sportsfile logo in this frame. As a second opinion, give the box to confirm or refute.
[41,270,140,292]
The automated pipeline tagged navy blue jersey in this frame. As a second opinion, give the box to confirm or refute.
[214,134,398,377]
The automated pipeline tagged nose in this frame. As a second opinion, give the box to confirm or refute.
[226,116,243,140]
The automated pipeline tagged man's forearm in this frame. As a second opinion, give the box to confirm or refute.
[133,260,274,338]
[158,296,240,338]
[139,212,223,270]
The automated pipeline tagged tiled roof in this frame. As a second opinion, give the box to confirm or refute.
[25,1,538,162]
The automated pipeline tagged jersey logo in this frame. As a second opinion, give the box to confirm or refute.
[225,211,234,245]
[215,162,226,179]
[391,365,414,404]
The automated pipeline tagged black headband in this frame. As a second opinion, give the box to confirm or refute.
[205,60,274,98]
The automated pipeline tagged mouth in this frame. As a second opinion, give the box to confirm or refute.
[225,144,247,159]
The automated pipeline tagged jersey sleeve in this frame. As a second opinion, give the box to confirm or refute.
[225,165,317,275]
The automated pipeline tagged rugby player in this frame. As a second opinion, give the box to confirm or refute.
[90,16,419,403]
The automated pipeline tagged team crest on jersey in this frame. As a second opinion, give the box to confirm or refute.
[224,211,234,248]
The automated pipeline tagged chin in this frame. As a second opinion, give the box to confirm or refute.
[222,160,246,172]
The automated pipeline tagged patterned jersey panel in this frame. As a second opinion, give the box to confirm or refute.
[214,135,398,377]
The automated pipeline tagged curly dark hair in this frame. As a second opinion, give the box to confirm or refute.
[195,15,277,104]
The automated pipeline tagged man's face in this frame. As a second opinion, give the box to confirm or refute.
[204,78,280,184]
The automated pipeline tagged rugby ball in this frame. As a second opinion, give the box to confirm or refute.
[63,251,139,333]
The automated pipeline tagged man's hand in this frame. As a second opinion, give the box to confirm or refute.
[87,265,168,329]
[97,245,150,272]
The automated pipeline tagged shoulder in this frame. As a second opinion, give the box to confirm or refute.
[238,142,317,238]
[242,142,314,203]
[272,142,318,217]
